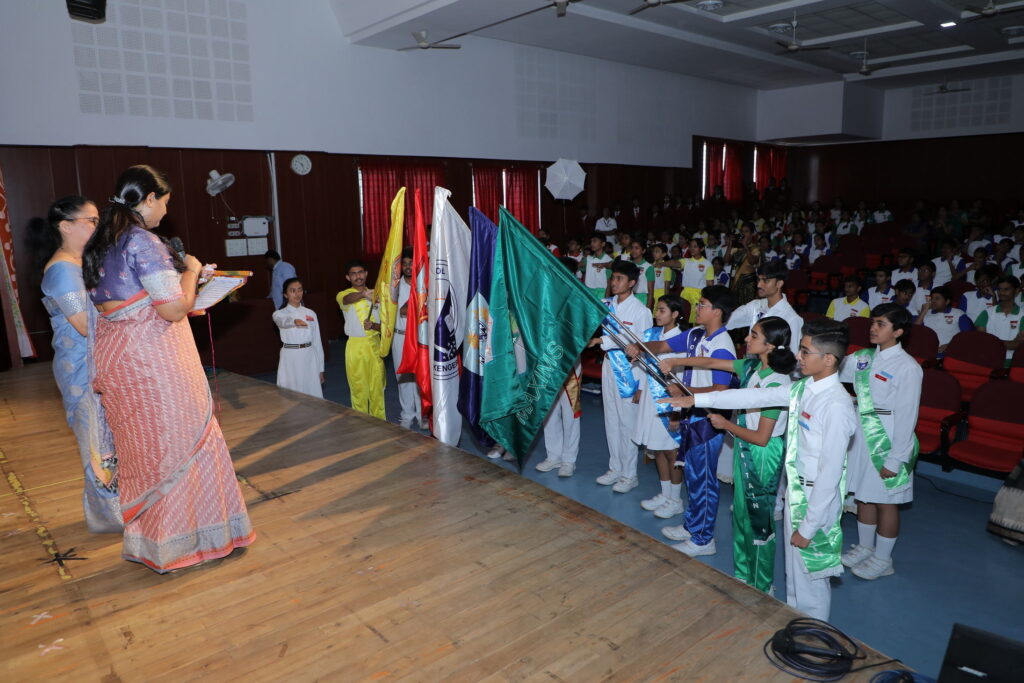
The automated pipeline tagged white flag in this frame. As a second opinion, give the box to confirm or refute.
[428,187,472,446]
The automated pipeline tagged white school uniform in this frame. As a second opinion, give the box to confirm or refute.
[392,278,422,427]
[922,306,973,347]
[728,294,804,355]
[696,374,856,621]
[975,305,1024,361]
[891,268,917,285]
[840,345,922,504]
[600,294,654,478]
[910,284,931,317]
[631,327,684,451]
[273,304,325,399]
[932,256,965,287]
[866,285,895,310]
[544,361,582,465]
[960,291,996,324]
[583,254,613,290]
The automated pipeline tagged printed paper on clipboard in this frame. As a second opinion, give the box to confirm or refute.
[190,270,253,315]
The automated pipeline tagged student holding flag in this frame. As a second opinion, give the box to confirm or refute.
[630,285,737,557]
[662,318,856,621]
[337,260,386,419]
[589,261,653,494]
[839,303,922,581]
[392,247,422,429]
[659,316,795,593]
[536,256,587,478]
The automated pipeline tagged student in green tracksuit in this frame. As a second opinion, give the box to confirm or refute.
[662,316,795,593]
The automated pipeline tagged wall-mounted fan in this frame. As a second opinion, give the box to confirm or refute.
[206,170,235,196]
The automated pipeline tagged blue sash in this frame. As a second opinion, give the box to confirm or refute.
[604,299,640,398]
[643,327,682,444]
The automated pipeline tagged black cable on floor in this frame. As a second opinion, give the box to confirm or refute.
[763,617,901,681]
[916,473,994,505]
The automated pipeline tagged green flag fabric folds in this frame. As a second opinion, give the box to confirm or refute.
[480,207,608,463]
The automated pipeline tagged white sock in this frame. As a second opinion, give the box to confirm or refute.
[669,483,682,502]
[857,522,877,549]
[660,480,671,498]
[874,535,897,561]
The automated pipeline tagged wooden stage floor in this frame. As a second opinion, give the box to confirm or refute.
[1,364,895,680]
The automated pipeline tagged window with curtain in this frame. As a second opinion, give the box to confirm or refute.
[723,144,743,203]
[359,161,444,257]
[701,137,746,202]
[504,166,540,234]
[471,165,502,223]
[703,139,725,200]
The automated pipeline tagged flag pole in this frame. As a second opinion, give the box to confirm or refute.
[600,319,693,397]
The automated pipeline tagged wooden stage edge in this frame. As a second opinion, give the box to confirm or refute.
[1,364,895,681]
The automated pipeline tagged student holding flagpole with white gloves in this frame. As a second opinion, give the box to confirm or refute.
[660,318,856,622]
[839,303,922,581]
[588,260,653,493]
[392,246,422,430]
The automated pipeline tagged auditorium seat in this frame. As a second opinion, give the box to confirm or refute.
[905,324,939,366]
[809,254,842,296]
[845,316,872,353]
[1009,345,1024,385]
[949,279,974,304]
[915,368,962,461]
[947,380,1024,474]
[581,347,603,382]
[942,330,1007,401]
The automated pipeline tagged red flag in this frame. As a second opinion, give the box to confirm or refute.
[397,188,432,421]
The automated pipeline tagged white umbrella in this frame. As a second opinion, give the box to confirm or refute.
[544,158,586,200]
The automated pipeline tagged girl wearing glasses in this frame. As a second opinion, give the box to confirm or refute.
[38,196,121,533]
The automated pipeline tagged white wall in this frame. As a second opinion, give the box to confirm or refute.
[882,74,1024,141]
[842,83,884,140]
[755,82,845,142]
[0,0,757,168]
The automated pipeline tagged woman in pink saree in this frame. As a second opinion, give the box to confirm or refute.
[83,165,254,572]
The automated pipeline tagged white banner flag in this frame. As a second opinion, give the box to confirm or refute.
[428,187,471,446]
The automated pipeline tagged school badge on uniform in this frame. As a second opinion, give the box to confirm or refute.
[857,358,869,371]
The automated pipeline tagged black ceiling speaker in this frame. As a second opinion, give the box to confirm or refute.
[66,0,107,21]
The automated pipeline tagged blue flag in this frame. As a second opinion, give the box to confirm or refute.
[458,208,497,444]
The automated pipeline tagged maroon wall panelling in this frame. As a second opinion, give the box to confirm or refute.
[788,132,1024,214]
[2,144,695,375]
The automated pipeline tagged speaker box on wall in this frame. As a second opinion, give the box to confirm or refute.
[66,0,106,22]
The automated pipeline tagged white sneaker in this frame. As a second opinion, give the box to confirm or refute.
[596,470,620,486]
[672,539,717,557]
[535,459,560,472]
[486,448,503,460]
[558,463,575,477]
[612,477,639,493]
[852,555,894,580]
[654,499,684,519]
[717,474,734,485]
[841,544,875,568]
[661,525,691,542]
[641,493,667,511]
[399,420,412,429]
[501,451,516,462]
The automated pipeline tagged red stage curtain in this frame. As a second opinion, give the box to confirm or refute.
[472,165,502,223]
[704,139,725,199]
[360,161,444,257]
[755,145,788,193]
[504,165,540,234]
[723,143,743,202]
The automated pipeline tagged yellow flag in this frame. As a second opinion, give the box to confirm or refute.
[375,187,407,357]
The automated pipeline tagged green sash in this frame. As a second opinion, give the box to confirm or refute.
[852,348,918,493]
[735,360,784,545]
[786,379,845,579]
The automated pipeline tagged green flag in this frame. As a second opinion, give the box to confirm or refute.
[480,207,609,465]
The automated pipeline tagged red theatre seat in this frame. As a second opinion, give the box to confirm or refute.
[905,324,939,366]
[948,380,1024,473]
[845,316,872,353]
[581,347,604,382]
[1009,345,1024,385]
[915,369,962,458]
[943,330,1007,401]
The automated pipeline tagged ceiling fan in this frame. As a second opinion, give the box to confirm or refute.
[964,1,1024,21]
[628,0,687,16]
[851,41,889,76]
[926,83,972,95]
[776,14,832,54]
[398,30,461,51]
[398,1,581,52]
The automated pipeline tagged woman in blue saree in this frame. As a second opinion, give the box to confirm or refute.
[39,195,121,533]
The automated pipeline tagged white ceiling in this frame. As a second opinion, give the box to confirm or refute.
[333,0,1024,90]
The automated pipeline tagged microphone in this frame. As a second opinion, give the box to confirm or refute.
[169,236,186,261]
